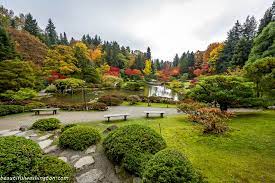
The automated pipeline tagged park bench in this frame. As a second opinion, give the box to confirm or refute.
[144,111,165,118]
[104,113,130,122]
[32,108,60,115]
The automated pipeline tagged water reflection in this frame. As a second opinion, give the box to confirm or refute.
[145,85,179,101]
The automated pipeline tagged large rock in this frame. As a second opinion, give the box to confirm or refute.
[38,134,53,141]
[74,156,94,169]
[2,130,21,136]
[85,145,96,154]
[58,157,68,163]
[76,169,104,183]
[19,125,29,131]
[44,145,59,153]
[38,139,53,149]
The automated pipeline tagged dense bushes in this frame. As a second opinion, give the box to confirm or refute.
[122,81,144,91]
[0,136,74,181]
[32,118,61,131]
[103,124,166,175]
[45,84,58,93]
[33,155,74,182]
[127,95,140,105]
[178,101,234,134]
[0,136,42,177]
[138,95,177,104]
[61,124,77,133]
[0,105,24,116]
[47,102,108,111]
[142,149,203,183]
[98,95,123,106]
[59,126,101,150]
[102,75,123,88]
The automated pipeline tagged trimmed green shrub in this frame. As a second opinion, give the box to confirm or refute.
[88,102,108,111]
[0,136,42,177]
[61,124,77,133]
[25,101,46,110]
[122,81,144,91]
[32,118,61,131]
[33,155,74,183]
[103,124,166,175]
[142,149,204,183]
[0,105,24,116]
[45,84,58,93]
[59,126,101,151]
[98,95,123,106]
[127,95,141,105]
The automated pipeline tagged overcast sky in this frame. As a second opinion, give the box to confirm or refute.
[1,0,273,60]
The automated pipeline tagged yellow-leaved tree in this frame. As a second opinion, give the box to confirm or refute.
[208,43,224,73]
[143,59,152,75]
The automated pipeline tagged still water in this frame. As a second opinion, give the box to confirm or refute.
[44,84,179,104]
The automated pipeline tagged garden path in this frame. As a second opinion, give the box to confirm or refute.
[0,106,179,130]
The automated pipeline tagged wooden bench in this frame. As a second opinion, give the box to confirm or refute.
[144,111,165,118]
[32,108,60,115]
[104,113,130,122]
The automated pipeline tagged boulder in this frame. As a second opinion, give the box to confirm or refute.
[76,169,104,183]
[74,156,95,169]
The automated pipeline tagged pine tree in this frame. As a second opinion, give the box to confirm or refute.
[23,13,40,36]
[0,26,16,61]
[248,22,275,63]
[173,54,179,67]
[146,47,151,60]
[63,32,69,45]
[258,1,275,34]
[231,16,257,67]
[216,21,242,72]
[45,18,58,46]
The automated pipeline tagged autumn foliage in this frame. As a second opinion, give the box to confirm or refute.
[8,28,47,65]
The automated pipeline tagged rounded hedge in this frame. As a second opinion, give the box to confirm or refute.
[32,118,61,131]
[0,136,42,176]
[142,149,203,183]
[103,124,166,175]
[59,126,101,151]
[33,155,74,183]
[61,124,77,133]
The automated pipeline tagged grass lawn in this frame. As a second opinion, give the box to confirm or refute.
[81,110,275,182]
[121,101,177,108]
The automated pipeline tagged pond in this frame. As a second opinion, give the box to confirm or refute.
[43,84,180,104]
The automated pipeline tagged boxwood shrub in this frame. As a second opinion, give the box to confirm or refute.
[0,136,42,176]
[61,124,77,133]
[32,118,61,131]
[103,124,166,175]
[0,136,74,181]
[142,149,204,183]
[59,126,101,151]
[98,95,123,106]
[33,155,74,183]
[0,105,24,116]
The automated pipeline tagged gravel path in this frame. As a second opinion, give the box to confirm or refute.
[0,106,179,130]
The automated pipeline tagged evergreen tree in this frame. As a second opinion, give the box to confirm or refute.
[0,26,16,61]
[45,18,58,46]
[146,47,151,60]
[154,59,161,70]
[173,54,179,67]
[231,16,257,67]
[248,22,275,63]
[216,21,242,72]
[91,35,101,46]
[258,1,275,34]
[59,32,69,45]
[23,13,40,36]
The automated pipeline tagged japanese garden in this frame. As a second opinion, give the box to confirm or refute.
[0,1,274,183]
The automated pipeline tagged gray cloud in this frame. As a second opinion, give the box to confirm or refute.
[2,0,273,60]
